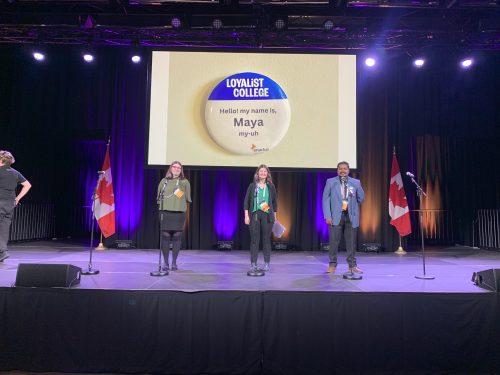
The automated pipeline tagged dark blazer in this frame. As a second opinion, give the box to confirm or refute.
[244,182,278,222]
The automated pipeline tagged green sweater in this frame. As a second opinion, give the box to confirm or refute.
[157,178,191,212]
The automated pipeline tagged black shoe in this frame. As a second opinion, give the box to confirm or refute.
[0,251,9,262]
[171,263,178,271]
[161,264,169,271]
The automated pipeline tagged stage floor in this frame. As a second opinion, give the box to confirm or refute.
[0,241,497,293]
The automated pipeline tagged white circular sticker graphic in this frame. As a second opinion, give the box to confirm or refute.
[205,72,291,155]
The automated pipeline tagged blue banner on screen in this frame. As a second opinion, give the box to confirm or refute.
[208,72,288,101]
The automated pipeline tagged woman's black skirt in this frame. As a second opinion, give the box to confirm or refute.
[159,210,186,231]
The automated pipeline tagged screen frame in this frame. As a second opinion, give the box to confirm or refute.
[144,46,360,172]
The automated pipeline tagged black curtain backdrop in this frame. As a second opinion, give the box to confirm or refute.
[1,45,499,251]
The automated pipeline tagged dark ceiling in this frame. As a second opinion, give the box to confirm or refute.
[1,0,499,50]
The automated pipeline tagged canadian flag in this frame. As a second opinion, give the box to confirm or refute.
[388,151,412,237]
[94,145,116,237]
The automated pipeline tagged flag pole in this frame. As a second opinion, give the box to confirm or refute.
[394,234,407,255]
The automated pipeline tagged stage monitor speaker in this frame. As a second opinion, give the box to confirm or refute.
[472,269,500,292]
[15,263,82,288]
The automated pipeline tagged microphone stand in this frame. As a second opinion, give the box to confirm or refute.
[82,171,101,275]
[409,175,435,280]
[151,179,168,276]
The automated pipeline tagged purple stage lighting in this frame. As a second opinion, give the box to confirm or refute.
[131,55,141,63]
[212,171,239,241]
[33,52,45,61]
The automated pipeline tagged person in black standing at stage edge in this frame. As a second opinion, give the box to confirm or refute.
[157,161,191,271]
[0,150,32,262]
[322,161,365,274]
[244,164,278,273]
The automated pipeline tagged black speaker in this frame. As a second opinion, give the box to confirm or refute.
[15,263,82,288]
[472,269,500,292]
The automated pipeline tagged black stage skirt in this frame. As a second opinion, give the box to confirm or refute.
[159,210,186,231]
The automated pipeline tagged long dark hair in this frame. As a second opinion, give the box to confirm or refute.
[253,164,273,184]
[165,160,186,180]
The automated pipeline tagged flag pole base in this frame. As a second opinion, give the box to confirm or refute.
[150,270,169,276]
[394,246,407,255]
[415,274,435,280]
[82,269,100,275]
[95,242,107,251]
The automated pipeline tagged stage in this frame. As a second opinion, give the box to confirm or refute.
[0,241,497,292]
[1,241,499,374]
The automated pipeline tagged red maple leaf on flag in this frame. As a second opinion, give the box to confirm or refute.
[97,178,114,206]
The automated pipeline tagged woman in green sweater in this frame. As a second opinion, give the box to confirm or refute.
[157,161,191,271]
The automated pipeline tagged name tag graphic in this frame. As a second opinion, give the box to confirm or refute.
[259,202,270,212]
[174,189,184,199]
[342,200,348,211]
[205,72,291,155]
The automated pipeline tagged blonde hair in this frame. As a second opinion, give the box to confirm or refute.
[0,150,15,166]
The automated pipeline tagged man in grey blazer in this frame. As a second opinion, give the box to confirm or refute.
[322,161,365,274]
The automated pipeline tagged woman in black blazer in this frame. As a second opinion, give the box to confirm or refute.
[244,164,277,272]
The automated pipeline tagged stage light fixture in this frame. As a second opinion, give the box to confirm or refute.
[171,17,182,29]
[115,240,134,248]
[83,53,94,63]
[272,242,289,251]
[361,243,384,253]
[212,18,223,29]
[413,58,425,67]
[274,18,287,30]
[216,240,233,250]
[80,15,95,29]
[365,57,376,67]
[460,58,473,68]
[33,51,45,61]
[323,19,334,31]
[131,55,141,63]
